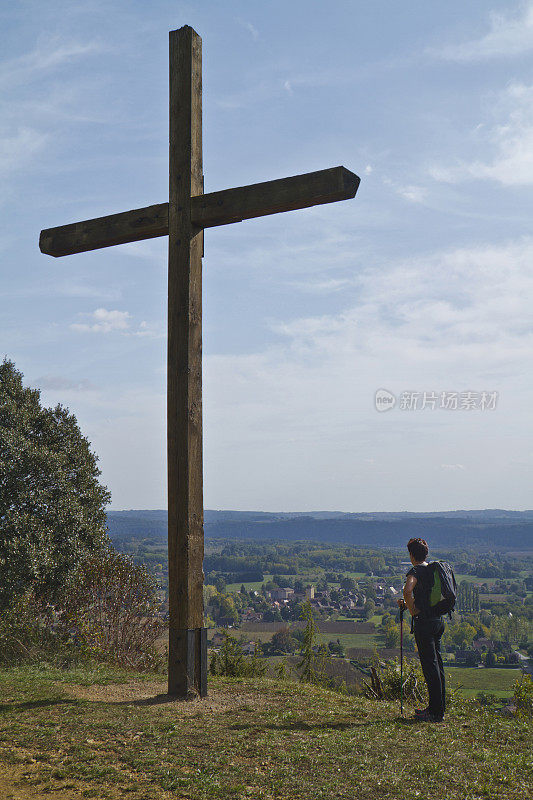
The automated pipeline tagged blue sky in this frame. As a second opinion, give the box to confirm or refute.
[2,0,533,511]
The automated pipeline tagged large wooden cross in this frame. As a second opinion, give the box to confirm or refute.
[39,25,360,698]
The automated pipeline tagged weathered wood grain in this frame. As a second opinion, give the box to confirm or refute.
[167,25,206,697]
[39,203,168,257]
[39,167,359,256]
[38,22,362,702]
[192,166,360,228]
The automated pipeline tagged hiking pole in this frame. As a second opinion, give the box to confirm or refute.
[399,603,404,717]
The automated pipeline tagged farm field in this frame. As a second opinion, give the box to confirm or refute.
[315,631,381,651]
[446,667,522,699]
[225,574,274,592]
[454,573,495,585]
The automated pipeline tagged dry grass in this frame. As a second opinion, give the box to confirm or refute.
[0,665,530,799]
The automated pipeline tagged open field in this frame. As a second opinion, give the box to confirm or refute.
[316,632,381,650]
[0,665,530,799]
[446,668,522,699]
[225,575,274,592]
[454,574,495,585]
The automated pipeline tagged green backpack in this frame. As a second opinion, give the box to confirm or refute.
[416,561,457,618]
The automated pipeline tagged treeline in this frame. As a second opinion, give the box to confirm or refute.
[107,509,533,551]
[203,542,396,578]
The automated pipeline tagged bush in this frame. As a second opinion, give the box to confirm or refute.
[513,675,533,718]
[474,691,498,706]
[61,548,165,671]
[209,633,266,677]
[364,658,426,703]
[0,592,80,667]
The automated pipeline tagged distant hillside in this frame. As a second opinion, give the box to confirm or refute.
[107,509,533,551]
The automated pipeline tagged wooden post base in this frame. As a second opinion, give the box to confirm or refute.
[168,627,208,698]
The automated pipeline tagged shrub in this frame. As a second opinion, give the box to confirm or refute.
[0,592,80,667]
[209,633,266,677]
[513,674,533,718]
[61,548,165,671]
[474,691,498,706]
[364,658,426,703]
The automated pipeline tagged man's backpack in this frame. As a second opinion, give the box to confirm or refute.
[416,561,457,619]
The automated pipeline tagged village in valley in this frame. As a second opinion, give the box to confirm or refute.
[115,534,533,688]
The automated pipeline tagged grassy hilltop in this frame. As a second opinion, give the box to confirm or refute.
[0,665,530,799]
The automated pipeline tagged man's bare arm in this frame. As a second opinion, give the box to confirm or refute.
[403,574,420,617]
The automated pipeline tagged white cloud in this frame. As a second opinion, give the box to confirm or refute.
[245,21,259,41]
[289,277,357,294]
[69,308,162,337]
[430,2,533,61]
[204,237,533,507]
[396,184,427,203]
[70,308,131,333]
[430,82,533,186]
[0,36,102,184]
[33,375,98,392]
[383,177,428,204]
[0,127,47,174]
[0,37,101,89]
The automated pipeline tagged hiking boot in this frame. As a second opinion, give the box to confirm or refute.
[414,707,430,716]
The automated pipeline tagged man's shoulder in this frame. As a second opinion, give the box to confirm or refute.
[407,563,432,579]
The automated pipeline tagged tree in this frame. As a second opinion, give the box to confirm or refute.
[340,576,356,591]
[0,360,111,608]
[384,625,400,648]
[271,627,297,654]
[297,600,319,683]
[328,639,345,657]
[457,582,480,613]
[363,600,376,620]
[263,608,282,622]
[218,595,238,623]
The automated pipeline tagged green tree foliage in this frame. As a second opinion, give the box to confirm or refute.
[457,581,480,613]
[340,576,356,590]
[513,675,533,719]
[209,633,266,677]
[363,600,376,620]
[446,620,477,649]
[0,360,111,608]
[271,626,298,654]
[328,639,345,657]
[384,625,400,649]
[297,600,319,683]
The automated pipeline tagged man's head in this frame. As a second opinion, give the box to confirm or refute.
[407,537,429,564]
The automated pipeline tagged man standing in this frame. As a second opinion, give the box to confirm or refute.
[398,537,445,723]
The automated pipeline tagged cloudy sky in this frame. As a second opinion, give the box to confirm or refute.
[2,0,533,511]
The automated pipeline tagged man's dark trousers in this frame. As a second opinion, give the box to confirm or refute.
[413,617,445,719]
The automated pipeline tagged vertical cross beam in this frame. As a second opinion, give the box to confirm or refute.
[167,26,207,697]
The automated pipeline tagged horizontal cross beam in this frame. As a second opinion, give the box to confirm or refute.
[39,166,359,257]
